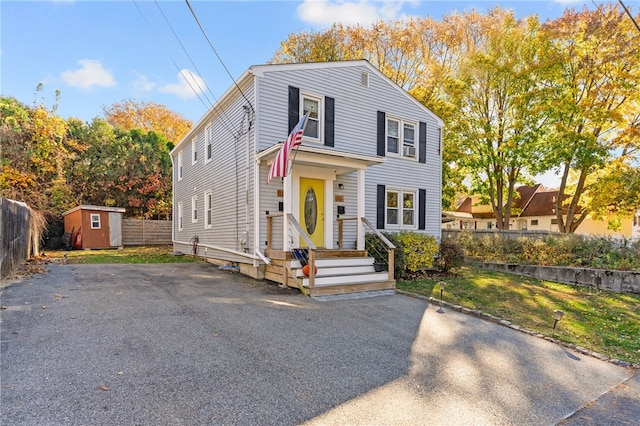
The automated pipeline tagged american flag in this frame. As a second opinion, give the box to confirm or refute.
[266,112,310,184]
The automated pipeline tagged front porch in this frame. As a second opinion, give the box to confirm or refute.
[265,213,396,296]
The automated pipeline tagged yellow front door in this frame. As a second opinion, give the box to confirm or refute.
[299,177,324,247]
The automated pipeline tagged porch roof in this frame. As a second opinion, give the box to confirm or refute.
[257,144,384,174]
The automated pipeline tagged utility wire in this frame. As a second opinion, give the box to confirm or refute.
[152,0,241,137]
[619,0,640,34]
[184,0,255,118]
[133,0,243,139]
[132,0,210,113]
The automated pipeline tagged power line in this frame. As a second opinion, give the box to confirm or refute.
[152,0,241,137]
[184,0,255,117]
[132,0,243,139]
[132,0,210,113]
[619,0,640,34]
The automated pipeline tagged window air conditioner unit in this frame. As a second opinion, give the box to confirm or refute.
[403,146,416,157]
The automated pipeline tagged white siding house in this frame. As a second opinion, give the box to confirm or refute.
[171,60,442,294]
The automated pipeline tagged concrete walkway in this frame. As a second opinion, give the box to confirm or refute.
[1,263,637,425]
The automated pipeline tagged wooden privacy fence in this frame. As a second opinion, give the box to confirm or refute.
[1,197,41,279]
[122,219,172,246]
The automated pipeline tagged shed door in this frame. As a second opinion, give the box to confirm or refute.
[109,213,122,247]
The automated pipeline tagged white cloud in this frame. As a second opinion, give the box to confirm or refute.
[297,0,406,27]
[130,72,156,93]
[159,69,205,99]
[60,59,116,90]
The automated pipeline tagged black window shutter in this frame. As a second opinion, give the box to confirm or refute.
[324,96,335,147]
[418,189,426,230]
[377,111,386,156]
[377,184,386,229]
[419,122,427,164]
[288,86,300,132]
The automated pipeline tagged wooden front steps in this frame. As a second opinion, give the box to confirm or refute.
[264,249,395,297]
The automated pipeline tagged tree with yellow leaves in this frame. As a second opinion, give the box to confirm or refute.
[103,99,192,146]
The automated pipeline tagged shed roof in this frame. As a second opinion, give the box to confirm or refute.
[63,205,126,216]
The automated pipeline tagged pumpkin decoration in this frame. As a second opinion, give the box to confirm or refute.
[302,264,318,277]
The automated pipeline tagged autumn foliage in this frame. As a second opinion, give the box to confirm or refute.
[273,4,640,232]
[0,97,190,221]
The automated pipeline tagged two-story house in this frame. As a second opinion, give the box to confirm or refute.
[171,60,442,295]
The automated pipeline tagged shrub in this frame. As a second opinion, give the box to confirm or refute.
[454,231,640,271]
[394,231,439,273]
[365,232,406,279]
[436,240,464,272]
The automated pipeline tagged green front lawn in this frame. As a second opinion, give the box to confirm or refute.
[398,266,640,365]
[46,245,198,264]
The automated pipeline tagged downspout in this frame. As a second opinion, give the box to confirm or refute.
[245,106,251,253]
[170,153,175,245]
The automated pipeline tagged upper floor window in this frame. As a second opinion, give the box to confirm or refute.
[386,117,416,158]
[178,151,183,180]
[205,125,213,163]
[386,189,416,228]
[302,94,321,141]
[192,137,198,164]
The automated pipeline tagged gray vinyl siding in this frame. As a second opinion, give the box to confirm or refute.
[174,60,441,259]
[254,62,441,243]
[172,79,257,258]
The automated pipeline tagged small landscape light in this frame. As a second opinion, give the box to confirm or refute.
[552,309,564,336]
[437,281,445,313]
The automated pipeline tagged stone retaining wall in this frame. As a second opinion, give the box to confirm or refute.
[483,262,640,294]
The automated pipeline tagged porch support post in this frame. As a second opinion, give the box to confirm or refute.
[356,168,365,250]
[283,172,293,251]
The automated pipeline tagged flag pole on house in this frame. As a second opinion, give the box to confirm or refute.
[266,110,311,185]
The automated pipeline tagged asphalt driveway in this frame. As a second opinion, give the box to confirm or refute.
[1,263,637,425]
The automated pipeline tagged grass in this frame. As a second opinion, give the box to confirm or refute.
[398,266,640,365]
[46,245,199,264]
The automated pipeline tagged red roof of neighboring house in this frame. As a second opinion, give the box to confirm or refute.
[456,184,576,219]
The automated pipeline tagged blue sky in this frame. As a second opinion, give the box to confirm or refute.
[1,0,617,126]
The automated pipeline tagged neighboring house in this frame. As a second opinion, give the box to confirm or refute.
[63,205,126,249]
[171,60,443,295]
[445,185,633,238]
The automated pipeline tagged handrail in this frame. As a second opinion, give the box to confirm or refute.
[360,217,395,281]
[266,213,284,250]
[286,213,317,250]
[337,217,358,249]
[287,213,317,288]
[361,217,395,249]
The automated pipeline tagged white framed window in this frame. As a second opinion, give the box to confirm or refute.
[386,189,416,228]
[178,202,183,231]
[302,94,321,141]
[90,214,101,229]
[361,71,369,87]
[403,122,416,157]
[192,137,198,164]
[386,117,416,159]
[177,151,183,181]
[387,118,399,155]
[205,191,213,229]
[191,195,198,223]
[205,125,213,163]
